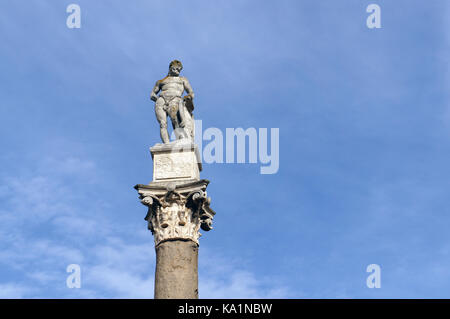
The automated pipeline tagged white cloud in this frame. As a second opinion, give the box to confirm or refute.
[199,248,291,298]
[0,152,158,298]
[200,270,290,299]
[0,283,34,298]
[0,149,291,298]
[85,265,154,298]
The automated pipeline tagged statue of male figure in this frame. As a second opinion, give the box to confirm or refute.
[150,60,195,144]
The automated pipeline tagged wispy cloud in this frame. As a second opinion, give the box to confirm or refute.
[0,0,448,299]
[0,283,34,298]
[199,248,292,298]
[0,146,287,298]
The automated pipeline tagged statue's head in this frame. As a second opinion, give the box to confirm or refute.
[168,60,183,76]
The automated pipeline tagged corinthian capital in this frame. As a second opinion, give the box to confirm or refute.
[135,180,215,247]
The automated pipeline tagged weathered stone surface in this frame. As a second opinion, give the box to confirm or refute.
[135,178,214,299]
[150,60,195,144]
[150,141,202,182]
[135,179,215,246]
[134,61,216,299]
[154,240,198,299]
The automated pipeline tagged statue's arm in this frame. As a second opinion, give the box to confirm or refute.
[150,80,161,102]
[183,77,194,100]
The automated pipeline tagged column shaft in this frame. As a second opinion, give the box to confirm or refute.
[154,239,199,299]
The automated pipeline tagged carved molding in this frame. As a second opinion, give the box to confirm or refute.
[154,153,196,180]
[135,180,215,246]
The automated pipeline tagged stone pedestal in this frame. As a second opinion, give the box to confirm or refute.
[151,142,202,182]
[134,140,215,299]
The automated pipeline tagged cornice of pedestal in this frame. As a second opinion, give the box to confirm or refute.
[135,179,215,247]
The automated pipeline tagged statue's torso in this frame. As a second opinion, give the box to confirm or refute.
[159,76,185,99]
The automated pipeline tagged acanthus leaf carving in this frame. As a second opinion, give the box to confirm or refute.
[138,183,215,246]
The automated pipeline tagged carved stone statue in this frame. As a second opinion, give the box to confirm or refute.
[151,60,195,143]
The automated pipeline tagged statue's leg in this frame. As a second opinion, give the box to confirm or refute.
[170,115,185,140]
[175,100,190,140]
[155,101,170,143]
[179,102,193,140]
[178,100,187,128]
[168,101,187,140]
[187,114,194,139]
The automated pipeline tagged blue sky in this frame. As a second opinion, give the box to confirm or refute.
[0,0,449,298]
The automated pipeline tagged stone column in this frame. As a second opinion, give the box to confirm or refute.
[134,142,215,299]
[154,240,198,298]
